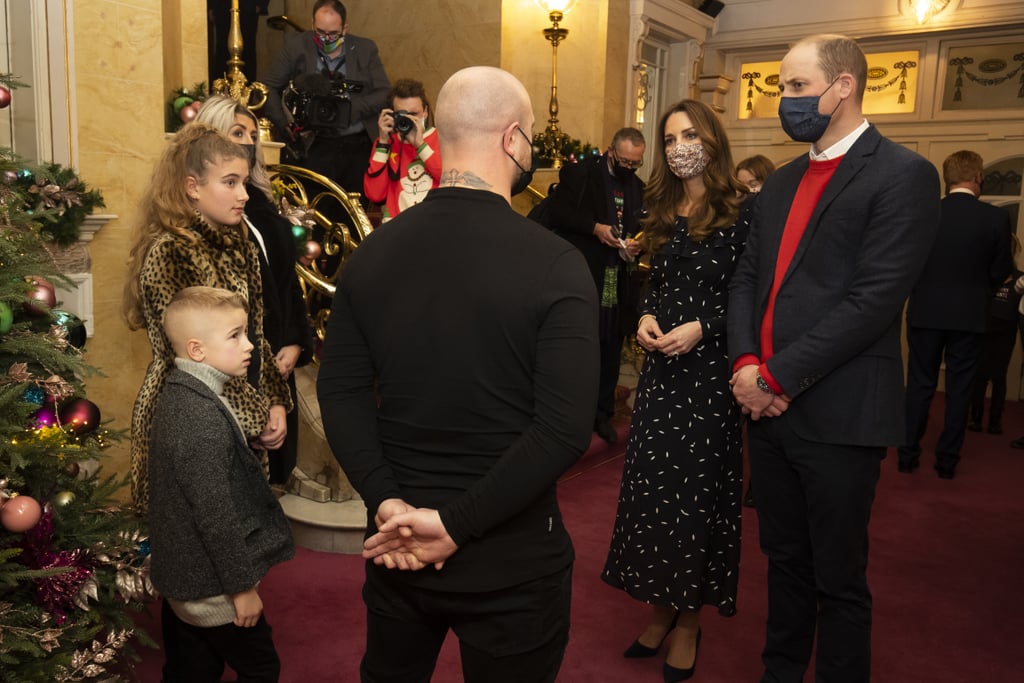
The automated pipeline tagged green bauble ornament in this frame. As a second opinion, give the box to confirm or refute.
[0,300,12,334]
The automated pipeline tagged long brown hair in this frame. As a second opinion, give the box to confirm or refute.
[121,122,249,330]
[641,99,746,252]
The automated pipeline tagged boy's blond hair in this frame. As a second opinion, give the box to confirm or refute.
[163,286,248,357]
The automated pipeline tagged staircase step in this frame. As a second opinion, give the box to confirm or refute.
[280,494,367,554]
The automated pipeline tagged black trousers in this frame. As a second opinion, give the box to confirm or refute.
[748,418,882,683]
[305,132,372,199]
[268,373,299,485]
[969,318,1018,428]
[360,563,572,683]
[160,599,280,683]
[899,326,982,471]
[596,328,624,421]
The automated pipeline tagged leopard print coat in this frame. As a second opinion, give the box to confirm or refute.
[130,218,293,511]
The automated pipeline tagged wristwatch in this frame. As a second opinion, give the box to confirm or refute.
[756,371,774,395]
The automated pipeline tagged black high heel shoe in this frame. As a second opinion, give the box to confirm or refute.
[623,611,680,658]
[662,628,701,683]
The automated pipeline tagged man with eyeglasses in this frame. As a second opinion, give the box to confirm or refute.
[546,128,646,444]
[263,0,389,197]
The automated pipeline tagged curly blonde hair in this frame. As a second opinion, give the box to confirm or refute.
[641,99,746,253]
[121,122,249,330]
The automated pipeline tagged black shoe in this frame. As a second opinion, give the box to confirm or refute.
[595,418,617,444]
[936,466,956,480]
[897,459,919,473]
[662,628,701,683]
[623,612,679,658]
[742,485,755,508]
[967,420,982,432]
[988,424,1003,435]
[1012,436,1024,449]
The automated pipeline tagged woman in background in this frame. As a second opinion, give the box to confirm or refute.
[735,154,776,193]
[603,100,753,683]
[197,95,314,487]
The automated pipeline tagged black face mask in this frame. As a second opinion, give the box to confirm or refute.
[507,127,536,196]
[612,164,637,181]
[241,143,257,169]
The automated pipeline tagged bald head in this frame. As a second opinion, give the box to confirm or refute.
[436,66,532,148]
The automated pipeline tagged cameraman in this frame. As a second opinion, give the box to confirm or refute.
[263,0,389,195]
[364,79,441,222]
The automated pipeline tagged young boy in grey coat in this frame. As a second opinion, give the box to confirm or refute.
[148,286,294,682]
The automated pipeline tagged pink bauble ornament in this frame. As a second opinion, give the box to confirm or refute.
[24,276,56,315]
[180,102,199,123]
[304,240,322,261]
[58,398,101,435]
[1,495,42,532]
[0,86,10,109]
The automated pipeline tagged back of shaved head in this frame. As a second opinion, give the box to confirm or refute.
[436,66,532,147]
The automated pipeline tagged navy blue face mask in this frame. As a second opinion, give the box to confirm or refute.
[778,78,841,143]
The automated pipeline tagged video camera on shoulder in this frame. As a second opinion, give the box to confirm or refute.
[284,73,364,133]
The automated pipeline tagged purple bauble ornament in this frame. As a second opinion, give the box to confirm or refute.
[33,404,58,428]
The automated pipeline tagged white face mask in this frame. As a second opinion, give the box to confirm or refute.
[666,142,709,179]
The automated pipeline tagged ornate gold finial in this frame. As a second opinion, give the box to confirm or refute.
[212,0,273,140]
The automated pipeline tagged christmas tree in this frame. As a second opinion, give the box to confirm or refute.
[0,79,153,681]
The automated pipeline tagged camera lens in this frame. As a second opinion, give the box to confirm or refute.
[393,110,414,135]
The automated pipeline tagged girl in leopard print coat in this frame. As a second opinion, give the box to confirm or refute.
[123,123,293,511]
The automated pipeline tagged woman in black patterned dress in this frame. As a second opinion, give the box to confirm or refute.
[603,99,753,683]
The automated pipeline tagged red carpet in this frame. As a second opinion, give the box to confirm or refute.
[129,401,1024,681]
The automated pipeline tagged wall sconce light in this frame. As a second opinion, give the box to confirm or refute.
[898,0,953,24]
[535,0,578,168]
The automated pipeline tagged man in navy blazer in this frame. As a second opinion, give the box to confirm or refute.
[727,35,940,682]
[263,0,389,195]
[899,150,1013,479]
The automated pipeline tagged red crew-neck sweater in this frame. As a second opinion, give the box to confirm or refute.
[739,156,843,393]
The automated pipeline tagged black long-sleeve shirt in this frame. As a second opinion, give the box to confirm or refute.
[317,187,599,592]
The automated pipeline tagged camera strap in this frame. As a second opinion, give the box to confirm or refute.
[318,51,345,81]
[366,137,405,182]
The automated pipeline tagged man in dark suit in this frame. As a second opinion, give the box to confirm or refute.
[727,34,940,683]
[899,150,1013,479]
[547,128,645,443]
[262,0,389,195]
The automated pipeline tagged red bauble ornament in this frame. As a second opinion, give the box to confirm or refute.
[58,398,101,435]
[0,86,11,109]
[24,276,56,315]
[1,495,42,532]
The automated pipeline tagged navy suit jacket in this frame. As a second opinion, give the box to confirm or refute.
[728,125,941,447]
[262,31,389,142]
[906,192,1013,332]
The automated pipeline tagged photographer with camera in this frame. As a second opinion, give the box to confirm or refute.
[364,79,441,222]
[263,0,389,196]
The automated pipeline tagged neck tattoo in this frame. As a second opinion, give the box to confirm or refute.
[440,169,492,190]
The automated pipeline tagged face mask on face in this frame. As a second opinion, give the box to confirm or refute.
[613,164,637,181]
[778,77,841,143]
[665,142,709,179]
[507,127,536,196]
[314,33,344,55]
[241,143,257,169]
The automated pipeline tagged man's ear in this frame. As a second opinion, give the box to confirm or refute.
[838,73,856,100]
[186,338,205,362]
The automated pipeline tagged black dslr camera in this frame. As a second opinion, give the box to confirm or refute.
[392,110,415,136]
[285,74,364,132]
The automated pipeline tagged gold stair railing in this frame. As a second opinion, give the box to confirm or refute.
[267,164,374,349]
